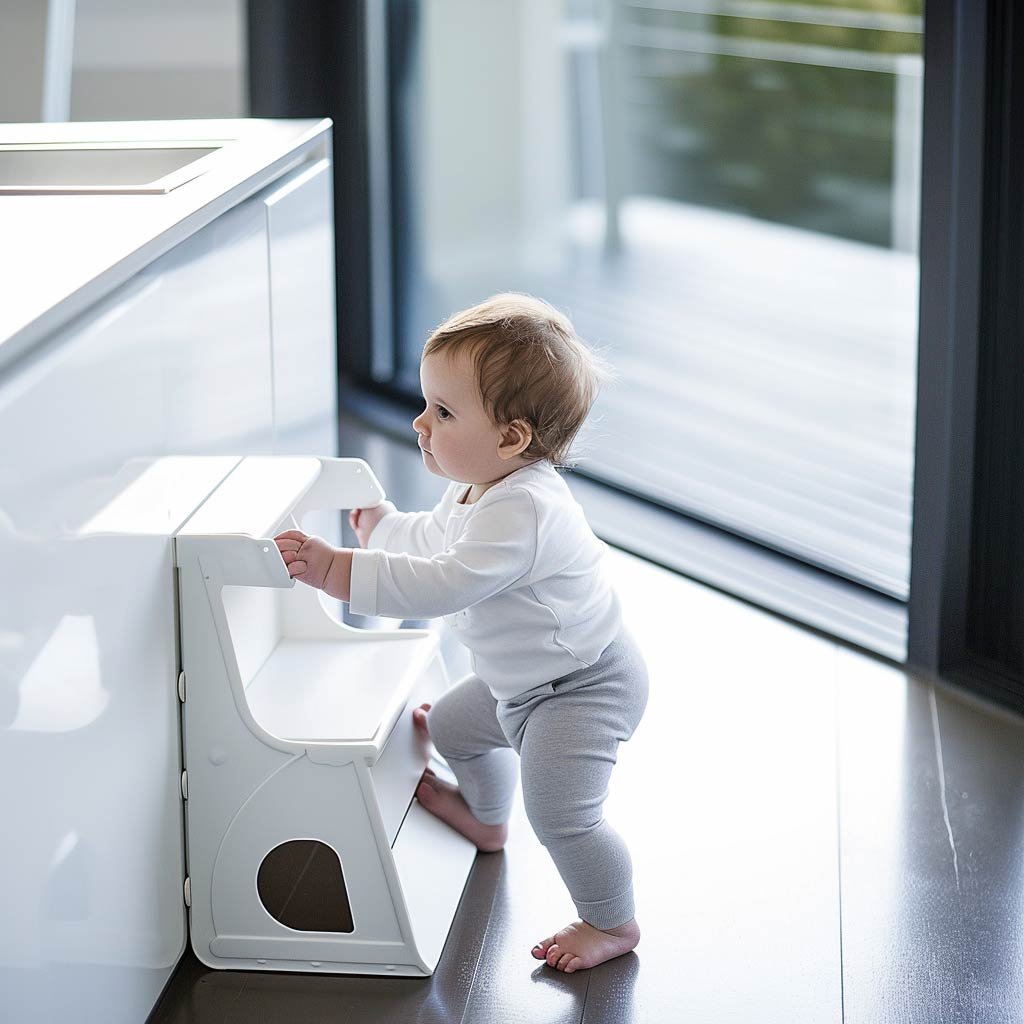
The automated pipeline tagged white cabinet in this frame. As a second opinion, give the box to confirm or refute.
[0,155,337,1023]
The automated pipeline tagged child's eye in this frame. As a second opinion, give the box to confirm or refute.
[436,405,452,420]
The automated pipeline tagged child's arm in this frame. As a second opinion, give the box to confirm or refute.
[275,490,537,618]
[274,531,355,601]
[350,489,451,556]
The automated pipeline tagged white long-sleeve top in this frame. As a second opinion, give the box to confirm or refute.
[348,459,623,699]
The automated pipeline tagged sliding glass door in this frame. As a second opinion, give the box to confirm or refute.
[384,0,923,598]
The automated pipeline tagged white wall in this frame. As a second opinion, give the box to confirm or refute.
[71,0,247,120]
[0,0,56,121]
[0,0,247,122]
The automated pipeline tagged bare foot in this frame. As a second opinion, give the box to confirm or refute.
[411,702,508,853]
[531,918,640,973]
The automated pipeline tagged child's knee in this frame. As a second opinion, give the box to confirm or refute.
[421,692,460,756]
[523,791,603,847]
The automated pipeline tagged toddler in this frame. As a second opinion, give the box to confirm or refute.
[274,293,649,973]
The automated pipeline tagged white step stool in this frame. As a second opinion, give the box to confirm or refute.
[174,455,478,977]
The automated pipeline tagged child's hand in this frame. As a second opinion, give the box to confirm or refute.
[349,500,396,548]
[274,529,337,590]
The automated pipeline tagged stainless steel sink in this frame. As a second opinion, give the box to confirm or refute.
[0,141,229,195]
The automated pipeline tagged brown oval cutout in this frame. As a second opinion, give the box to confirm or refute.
[256,839,354,933]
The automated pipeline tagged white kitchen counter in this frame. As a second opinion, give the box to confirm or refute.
[0,117,332,371]
[0,115,340,1024]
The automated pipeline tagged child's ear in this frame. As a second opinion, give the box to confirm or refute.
[497,419,533,460]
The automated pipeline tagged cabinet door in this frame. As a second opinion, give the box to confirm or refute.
[263,157,342,622]
[159,197,276,453]
[264,158,338,460]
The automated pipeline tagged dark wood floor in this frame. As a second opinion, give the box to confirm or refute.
[149,415,1024,1024]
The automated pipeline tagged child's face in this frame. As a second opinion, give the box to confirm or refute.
[412,349,529,485]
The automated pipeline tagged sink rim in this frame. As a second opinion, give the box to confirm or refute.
[0,139,236,195]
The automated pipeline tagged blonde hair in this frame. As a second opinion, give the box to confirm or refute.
[422,292,616,468]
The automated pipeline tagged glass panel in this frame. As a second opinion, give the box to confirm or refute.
[389,0,922,598]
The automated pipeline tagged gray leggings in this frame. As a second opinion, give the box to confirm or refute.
[425,625,649,931]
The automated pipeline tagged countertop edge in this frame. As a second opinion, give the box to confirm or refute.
[0,118,332,378]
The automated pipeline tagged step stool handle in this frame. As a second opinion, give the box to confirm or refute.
[294,457,387,516]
